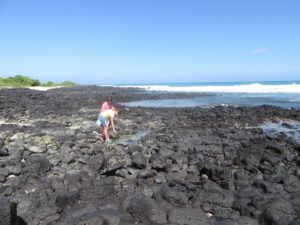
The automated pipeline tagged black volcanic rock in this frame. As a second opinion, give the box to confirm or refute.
[0,195,14,225]
[259,199,297,225]
[132,152,147,169]
[0,86,300,224]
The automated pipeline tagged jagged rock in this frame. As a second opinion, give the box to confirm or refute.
[159,183,188,207]
[24,155,51,175]
[259,199,296,225]
[17,197,36,223]
[138,169,157,179]
[0,149,8,156]
[168,208,210,225]
[284,175,300,193]
[124,193,167,224]
[295,144,300,152]
[211,216,259,225]
[151,156,169,172]
[282,122,295,129]
[0,168,9,182]
[291,194,300,216]
[102,161,126,176]
[192,180,235,209]
[266,143,285,154]
[61,146,76,164]
[154,173,167,184]
[126,145,143,155]
[0,195,14,225]
[132,152,147,169]
[55,191,81,210]
[87,153,105,174]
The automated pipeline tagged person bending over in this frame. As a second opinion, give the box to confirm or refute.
[98,109,119,143]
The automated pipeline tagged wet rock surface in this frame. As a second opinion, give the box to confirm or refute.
[0,86,300,225]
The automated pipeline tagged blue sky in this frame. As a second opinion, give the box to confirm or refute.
[0,0,299,84]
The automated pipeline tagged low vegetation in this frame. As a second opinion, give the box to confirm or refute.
[0,75,76,88]
[42,80,77,87]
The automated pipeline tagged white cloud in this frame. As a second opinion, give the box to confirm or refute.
[250,48,267,54]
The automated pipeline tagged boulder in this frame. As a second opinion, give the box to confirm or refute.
[0,195,14,225]
[168,208,210,225]
[132,152,147,169]
[124,193,167,224]
[259,199,296,225]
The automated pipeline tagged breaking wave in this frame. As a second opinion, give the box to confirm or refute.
[117,83,300,94]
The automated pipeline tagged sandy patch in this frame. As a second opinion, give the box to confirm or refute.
[28,86,64,91]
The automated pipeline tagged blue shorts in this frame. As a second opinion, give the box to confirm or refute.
[97,115,109,127]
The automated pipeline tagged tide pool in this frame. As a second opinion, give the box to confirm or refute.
[261,119,300,143]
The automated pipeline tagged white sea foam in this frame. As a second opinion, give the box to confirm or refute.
[117,83,300,93]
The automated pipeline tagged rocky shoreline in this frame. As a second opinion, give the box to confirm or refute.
[0,86,300,225]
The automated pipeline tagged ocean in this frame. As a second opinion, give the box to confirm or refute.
[112,81,300,109]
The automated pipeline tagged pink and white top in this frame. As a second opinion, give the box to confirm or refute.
[100,102,113,112]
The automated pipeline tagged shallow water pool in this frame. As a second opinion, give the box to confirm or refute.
[261,119,300,143]
[117,129,151,146]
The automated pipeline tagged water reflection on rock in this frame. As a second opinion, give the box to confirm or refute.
[261,119,300,143]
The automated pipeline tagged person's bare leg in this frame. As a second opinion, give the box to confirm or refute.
[103,126,109,142]
[100,127,105,141]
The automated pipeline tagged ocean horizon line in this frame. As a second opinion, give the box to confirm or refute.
[103,80,300,86]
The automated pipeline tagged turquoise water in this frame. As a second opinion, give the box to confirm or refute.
[123,93,300,108]
[115,80,300,87]
[116,81,300,109]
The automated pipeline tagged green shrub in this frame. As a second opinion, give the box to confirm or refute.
[60,81,76,86]
[0,75,41,87]
[0,75,76,88]
[43,81,55,87]
[42,80,76,87]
